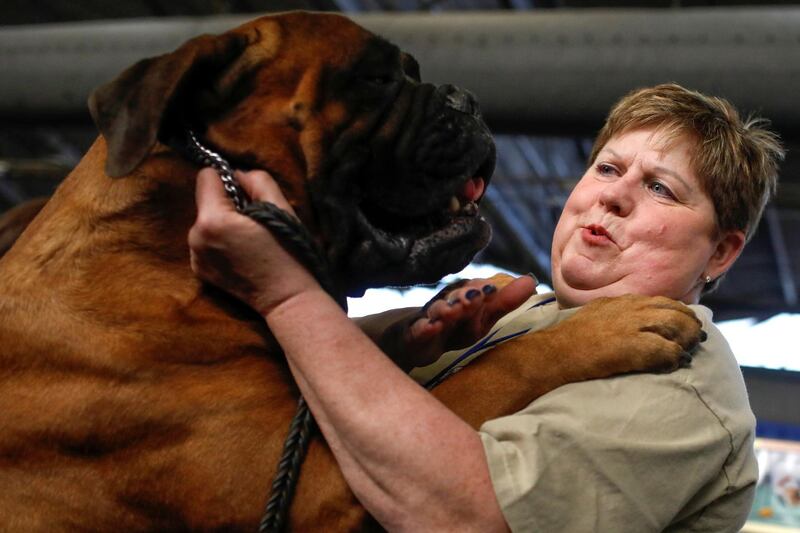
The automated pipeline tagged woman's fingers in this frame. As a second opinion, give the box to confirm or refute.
[195,168,297,217]
[423,275,536,339]
[195,167,236,217]
[190,168,322,316]
[483,276,536,323]
[408,317,444,342]
[235,170,297,216]
[426,280,494,322]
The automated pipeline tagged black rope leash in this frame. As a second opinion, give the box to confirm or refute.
[258,396,315,532]
[186,130,346,532]
[241,202,346,310]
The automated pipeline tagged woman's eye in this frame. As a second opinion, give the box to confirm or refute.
[649,181,675,199]
[596,163,617,176]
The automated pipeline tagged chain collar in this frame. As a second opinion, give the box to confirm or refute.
[185,130,249,212]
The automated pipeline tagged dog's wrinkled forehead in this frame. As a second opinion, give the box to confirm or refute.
[217,13,414,119]
[216,13,371,93]
[235,12,378,68]
[213,20,282,92]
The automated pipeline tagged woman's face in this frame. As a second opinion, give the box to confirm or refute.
[551,127,743,308]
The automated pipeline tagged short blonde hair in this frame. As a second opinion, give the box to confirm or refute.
[590,83,784,244]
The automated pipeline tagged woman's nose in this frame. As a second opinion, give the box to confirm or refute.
[598,175,635,216]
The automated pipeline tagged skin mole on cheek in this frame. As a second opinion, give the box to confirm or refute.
[645,224,667,238]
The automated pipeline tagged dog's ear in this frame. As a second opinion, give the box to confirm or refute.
[88,32,248,177]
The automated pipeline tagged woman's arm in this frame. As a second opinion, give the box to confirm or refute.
[188,169,534,531]
[267,290,507,531]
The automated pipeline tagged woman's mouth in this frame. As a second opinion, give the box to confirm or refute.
[581,224,615,246]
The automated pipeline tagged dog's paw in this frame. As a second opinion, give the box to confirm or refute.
[553,294,704,376]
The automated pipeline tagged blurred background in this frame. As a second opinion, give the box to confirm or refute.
[1,2,799,528]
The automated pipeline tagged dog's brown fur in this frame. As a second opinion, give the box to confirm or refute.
[0,12,701,531]
[0,197,48,257]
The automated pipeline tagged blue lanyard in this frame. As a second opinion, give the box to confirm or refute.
[424,296,557,389]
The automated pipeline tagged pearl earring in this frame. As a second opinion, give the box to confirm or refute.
[705,275,712,284]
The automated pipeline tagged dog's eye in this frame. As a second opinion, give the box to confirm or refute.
[362,74,396,86]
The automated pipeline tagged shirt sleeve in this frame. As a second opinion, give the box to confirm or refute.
[479,369,734,532]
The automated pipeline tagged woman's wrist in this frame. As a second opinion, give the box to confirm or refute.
[261,286,335,326]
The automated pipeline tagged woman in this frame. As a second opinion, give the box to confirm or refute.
[188,84,783,531]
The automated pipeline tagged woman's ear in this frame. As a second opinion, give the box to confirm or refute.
[706,229,746,280]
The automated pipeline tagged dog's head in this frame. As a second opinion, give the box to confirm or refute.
[89,12,495,296]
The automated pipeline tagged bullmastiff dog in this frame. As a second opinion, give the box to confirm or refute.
[0,11,701,531]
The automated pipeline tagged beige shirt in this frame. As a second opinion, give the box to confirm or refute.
[413,293,758,532]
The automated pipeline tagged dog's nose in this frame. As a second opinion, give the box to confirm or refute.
[438,84,481,117]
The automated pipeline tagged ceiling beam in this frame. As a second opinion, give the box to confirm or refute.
[2,8,800,135]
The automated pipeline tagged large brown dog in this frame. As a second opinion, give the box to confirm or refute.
[0,12,701,531]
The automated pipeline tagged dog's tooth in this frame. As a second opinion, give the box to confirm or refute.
[462,201,478,216]
[449,196,461,213]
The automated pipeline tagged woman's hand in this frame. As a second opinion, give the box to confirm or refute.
[379,274,537,369]
[188,168,321,316]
